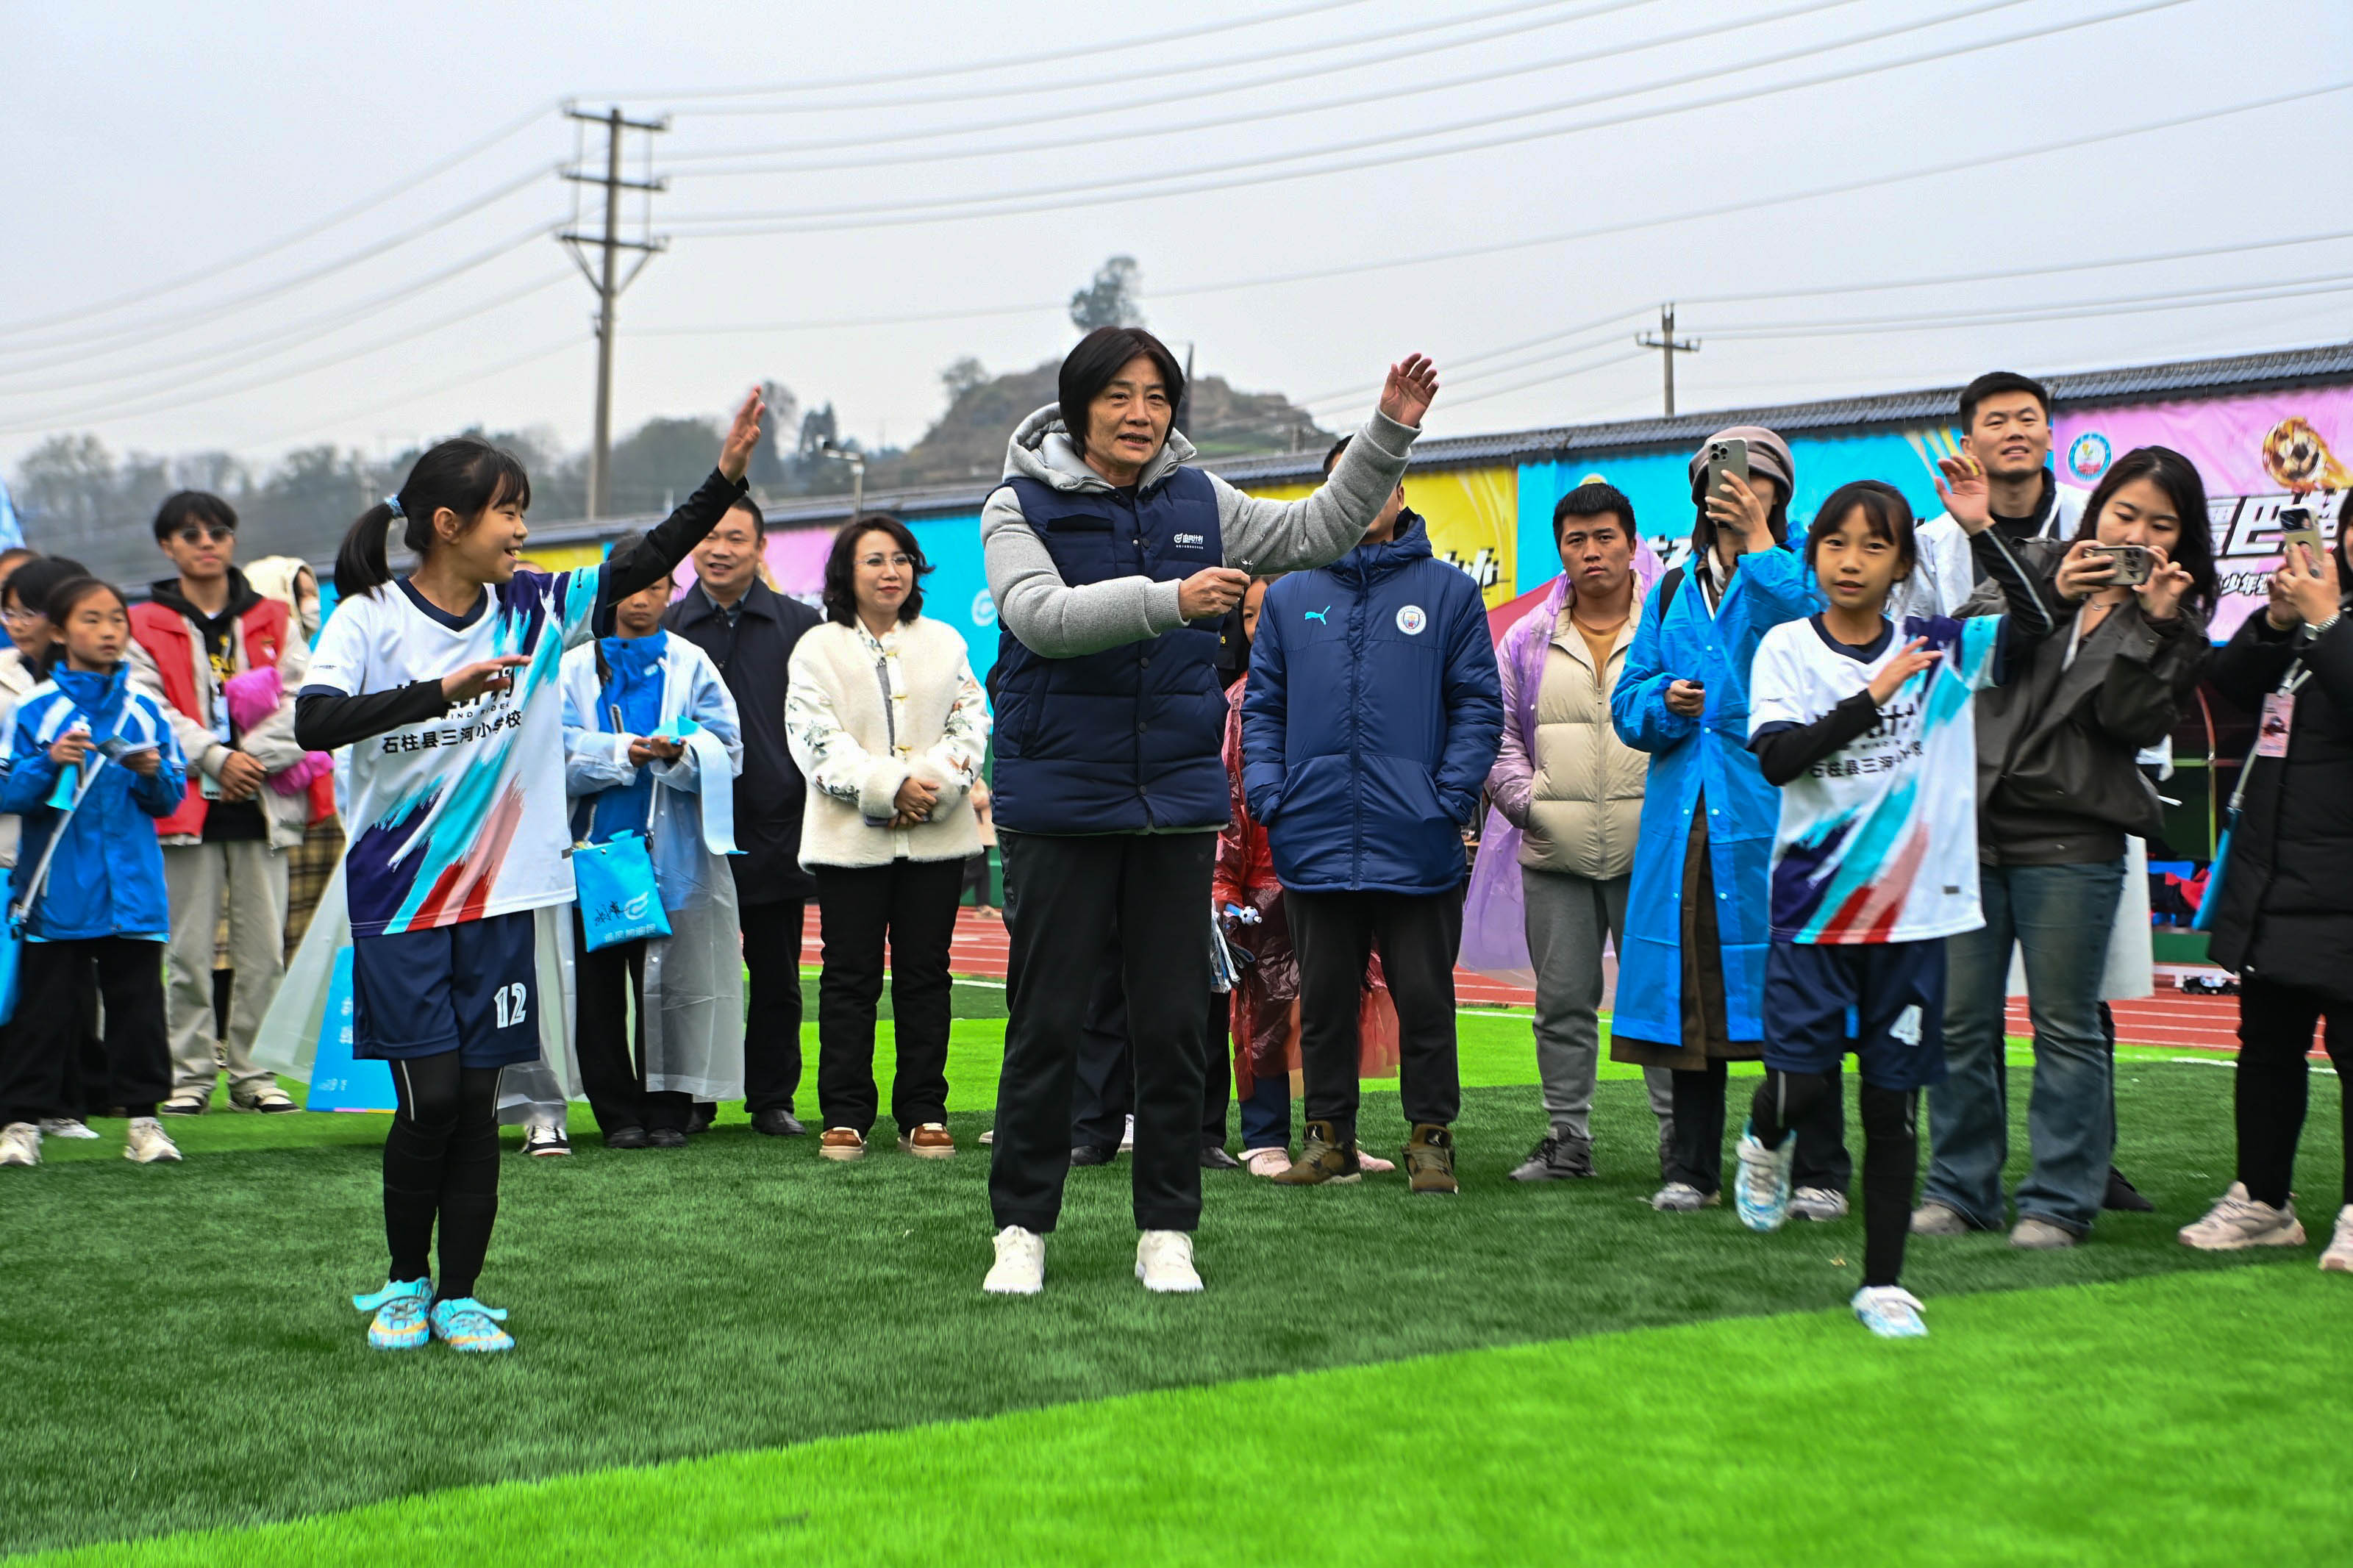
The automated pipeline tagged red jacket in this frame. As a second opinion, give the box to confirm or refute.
[127,590,295,841]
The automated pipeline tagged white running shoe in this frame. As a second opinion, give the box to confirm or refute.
[1733,1123,1793,1233]
[1243,1147,1290,1178]
[38,1118,100,1140]
[124,1117,182,1164]
[1852,1285,1929,1339]
[0,1122,40,1167]
[2178,1182,2304,1251]
[1790,1186,1849,1222]
[521,1121,571,1158]
[983,1225,1045,1295]
[2319,1206,2353,1274]
[1135,1230,1203,1294]
[1651,1181,1720,1211]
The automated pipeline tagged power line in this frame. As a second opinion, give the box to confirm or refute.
[665,0,1663,160]
[239,336,586,454]
[0,272,574,437]
[0,164,559,357]
[602,0,1379,101]
[1438,348,1654,415]
[664,0,2172,232]
[0,104,556,340]
[1704,273,2353,338]
[0,229,562,392]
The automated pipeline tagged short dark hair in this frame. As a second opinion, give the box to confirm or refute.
[153,490,237,545]
[2074,445,2218,618]
[726,495,766,537]
[3,556,88,615]
[1805,480,1917,575]
[1059,326,1185,459]
[822,514,929,627]
[1959,370,2052,432]
[1322,437,1351,476]
[1553,482,1635,540]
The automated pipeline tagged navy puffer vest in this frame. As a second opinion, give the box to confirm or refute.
[990,467,1229,833]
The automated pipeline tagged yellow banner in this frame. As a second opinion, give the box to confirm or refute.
[1243,465,1519,608]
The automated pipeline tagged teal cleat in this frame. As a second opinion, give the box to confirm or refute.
[1732,1120,1794,1233]
[429,1297,515,1353]
[1852,1286,1929,1339]
[352,1279,432,1350]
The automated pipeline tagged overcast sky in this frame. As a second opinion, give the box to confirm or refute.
[5,0,2349,492]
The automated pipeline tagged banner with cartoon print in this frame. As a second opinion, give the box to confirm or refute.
[2056,387,2352,641]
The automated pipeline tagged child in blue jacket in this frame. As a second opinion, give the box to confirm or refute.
[0,576,190,1169]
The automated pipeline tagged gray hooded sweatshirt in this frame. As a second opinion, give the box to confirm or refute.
[980,405,1424,660]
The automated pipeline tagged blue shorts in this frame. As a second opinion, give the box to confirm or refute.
[350,909,540,1069]
[1763,937,1949,1092]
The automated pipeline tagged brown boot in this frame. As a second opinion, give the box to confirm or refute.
[1404,1123,1457,1195]
[1270,1120,1363,1186]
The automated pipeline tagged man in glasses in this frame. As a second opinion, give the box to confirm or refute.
[127,493,313,1115]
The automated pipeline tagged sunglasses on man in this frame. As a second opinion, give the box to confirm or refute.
[171,523,235,545]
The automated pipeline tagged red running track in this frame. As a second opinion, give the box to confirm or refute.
[806,910,2268,1054]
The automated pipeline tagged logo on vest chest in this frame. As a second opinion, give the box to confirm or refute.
[1172,532,1206,548]
[1396,605,1427,636]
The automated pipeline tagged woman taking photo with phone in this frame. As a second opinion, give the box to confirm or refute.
[2180,510,2353,1268]
[1916,445,2215,1250]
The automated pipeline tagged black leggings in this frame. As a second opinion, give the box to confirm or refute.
[2235,977,2351,1211]
[384,1054,503,1303]
[1753,1070,1918,1289]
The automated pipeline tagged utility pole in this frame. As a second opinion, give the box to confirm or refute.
[1636,303,1701,418]
[560,104,668,520]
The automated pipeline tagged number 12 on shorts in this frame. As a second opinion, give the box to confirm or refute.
[493,982,529,1031]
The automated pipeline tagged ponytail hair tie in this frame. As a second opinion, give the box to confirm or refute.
[385,495,404,520]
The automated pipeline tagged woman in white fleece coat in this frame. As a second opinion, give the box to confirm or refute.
[786,516,990,1163]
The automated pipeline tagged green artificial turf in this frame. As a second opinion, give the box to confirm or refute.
[1,1026,2333,1559]
[26,1267,2347,1567]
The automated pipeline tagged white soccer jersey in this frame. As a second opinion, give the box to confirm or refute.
[1748,612,2004,945]
[305,571,604,937]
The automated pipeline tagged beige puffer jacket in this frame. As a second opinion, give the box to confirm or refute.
[1518,607,1648,879]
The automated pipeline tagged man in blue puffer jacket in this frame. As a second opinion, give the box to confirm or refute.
[1243,442,1503,1194]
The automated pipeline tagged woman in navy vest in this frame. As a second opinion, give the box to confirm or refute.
[979,325,1440,1296]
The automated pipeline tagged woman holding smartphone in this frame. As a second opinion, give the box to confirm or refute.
[2181,509,2353,1268]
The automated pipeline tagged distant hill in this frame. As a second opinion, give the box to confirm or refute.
[871,360,1332,488]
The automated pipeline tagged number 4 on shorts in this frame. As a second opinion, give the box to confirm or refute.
[1890,1004,1923,1047]
[493,982,529,1031]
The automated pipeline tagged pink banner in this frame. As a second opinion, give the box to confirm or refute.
[668,524,833,603]
[2055,387,2352,641]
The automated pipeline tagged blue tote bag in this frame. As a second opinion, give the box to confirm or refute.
[572,827,670,951]
[0,759,99,1025]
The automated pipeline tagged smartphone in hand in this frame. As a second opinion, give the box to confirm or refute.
[1705,438,1749,509]
[2082,543,2154,586]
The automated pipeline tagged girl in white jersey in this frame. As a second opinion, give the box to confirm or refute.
[300,390,763,1354]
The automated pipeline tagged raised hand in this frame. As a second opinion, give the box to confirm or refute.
[2054,539,2118,604]
[1378,354,1440,429]
[1935,454,1993,534]
[1705,471,1771,558]
[2134,546,2193,623]
[718,387,767,484]
[2279,538,2343,628]
[1866,637,1940,705]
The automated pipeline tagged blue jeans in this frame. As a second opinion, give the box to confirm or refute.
[1238,1074,1290,1152]
[1923,860,2124,1235]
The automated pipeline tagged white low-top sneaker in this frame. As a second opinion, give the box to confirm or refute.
[2321,1206,2353,1274]
[124,1117,182,1164]
[39,1118,100,1139]
[1790,1186,1849,1222]
[983,1225,1045,1295]
[2178,1182,2304,1250]
[1242,1147,1290,1178]
[1135,1230,1202,1294]
[0,1121,41,1167]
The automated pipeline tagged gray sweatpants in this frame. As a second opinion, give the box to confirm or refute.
[1522,864,1674,1148]
[163,840,289,1101]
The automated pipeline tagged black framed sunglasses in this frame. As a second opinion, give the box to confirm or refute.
[172,523,234,545]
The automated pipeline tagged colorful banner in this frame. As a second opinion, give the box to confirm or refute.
[1246,465,1521,609]
[2056,388,2352,642]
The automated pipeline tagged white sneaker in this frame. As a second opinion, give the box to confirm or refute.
[1651,1181,1720,1211]
[521,1121,571,1158]
[1852,1285,1929,1339]
[124,1117,182,1164]
[38,1118,101,1140]
[2321,1206,2353,1273]
[0,1121,40,1167]
[2178,1182,2305,1250]
[1135,1230,1203,1294]
[983,1225,1045,1295]
[1790,1186,1849,1222]
[1119,1114,1135,1153]
[1243,1147,1290,1178]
